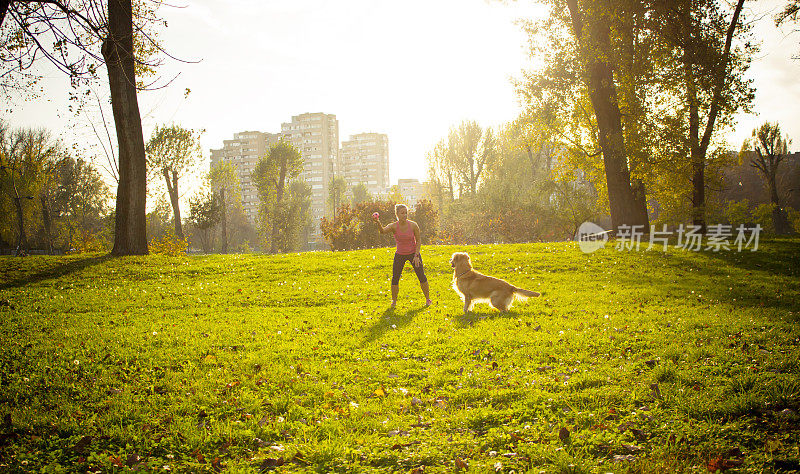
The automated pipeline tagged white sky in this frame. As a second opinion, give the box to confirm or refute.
[6,0,800,195]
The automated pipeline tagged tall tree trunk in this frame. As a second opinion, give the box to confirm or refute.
[270,166,287,253]
[13,196,27,253]
[41,193,54,254]
[470,155,476,195]
[566,0,644,233]
[104,0,148,255]
[220,188,228,253]
[691,158,706,231]
[618,9,651,230]
[685,46,706,233]
[525,145,536,177]
[688,75,708,233]
[687,0,745,233]
[631,179,650,229]
[586,31,640,232]
[164,169,183,239]
[446,172,454,201]
[768,175,794,234]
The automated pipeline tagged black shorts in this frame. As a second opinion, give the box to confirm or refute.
[392,252,427,285]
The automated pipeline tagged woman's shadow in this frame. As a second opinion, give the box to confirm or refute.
[363,306,426,344]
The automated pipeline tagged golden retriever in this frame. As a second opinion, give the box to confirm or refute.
[450,252,540,313]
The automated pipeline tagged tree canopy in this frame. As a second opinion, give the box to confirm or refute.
[145,124,202,239]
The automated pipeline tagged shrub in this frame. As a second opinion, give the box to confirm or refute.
[321,200,439,250]
[411,200,439,244]
[67,229,111,254]
[723,199,752,226]
[752,203,777,234]
[149,230,188,256]
[786,207,800,234]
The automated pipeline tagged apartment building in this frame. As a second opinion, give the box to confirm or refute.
[210,114,397,249]
[209,131,280,224]
[340,133,389,196]
[281,113,340,243]
[397,178,429,206]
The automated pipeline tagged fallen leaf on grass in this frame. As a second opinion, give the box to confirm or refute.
[629,428,648,441]
[707,456,743,471]
[259,457,284,469]
[455,457,469,470]
[559,427,570,442]
[391,441,421,450]
[126,453,142,468]
[650,382,662,399]
[222,380,240,392]
[622,444,642,453]
[72,435,93,454]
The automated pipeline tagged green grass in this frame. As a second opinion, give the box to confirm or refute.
[0,239,799,472]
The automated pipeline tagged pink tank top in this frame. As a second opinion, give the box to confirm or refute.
[394,222,417,255]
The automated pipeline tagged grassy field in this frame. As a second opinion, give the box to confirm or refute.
[0,239,799,472]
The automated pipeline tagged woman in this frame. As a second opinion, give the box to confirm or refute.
[374,204,432,308]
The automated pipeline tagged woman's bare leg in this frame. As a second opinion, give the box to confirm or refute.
[421,281,431,306]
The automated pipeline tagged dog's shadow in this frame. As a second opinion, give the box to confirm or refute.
[454,309,522,328]
[363,306,426,344]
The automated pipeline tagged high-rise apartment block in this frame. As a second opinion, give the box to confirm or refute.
[281,113,340,234]
[209,131,280,224]
[397,178,428,206]
[340,133,389,196]
[210,113,394,248]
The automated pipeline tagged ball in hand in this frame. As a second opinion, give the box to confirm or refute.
[372,212,380,220]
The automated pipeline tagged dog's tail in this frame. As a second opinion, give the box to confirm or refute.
[513,287,541,300]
